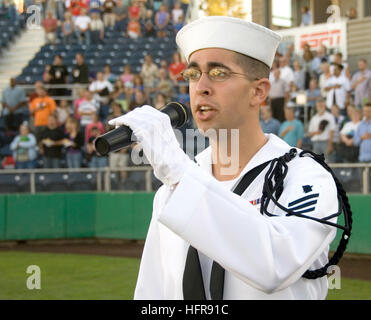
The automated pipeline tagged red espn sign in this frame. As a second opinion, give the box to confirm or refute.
[300,29,341,49]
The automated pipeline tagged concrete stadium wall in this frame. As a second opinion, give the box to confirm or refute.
[0,192,370,255]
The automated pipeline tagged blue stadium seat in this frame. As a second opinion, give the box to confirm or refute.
[333,168,362,193]
[68,172,97,191]
[36,173,70,192]
[121,171,146,191]
[0,174,30,193]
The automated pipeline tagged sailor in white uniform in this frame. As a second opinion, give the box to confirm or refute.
[108,16,340,300]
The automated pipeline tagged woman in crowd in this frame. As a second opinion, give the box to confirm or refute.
[168,51,186,84]
[61,12,74,44]
[56,99,71,127]
[64,117,84,168]
[120,65,134,87]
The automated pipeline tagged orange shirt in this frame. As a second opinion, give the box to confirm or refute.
[29,96,57,127]
[127,21,141,35]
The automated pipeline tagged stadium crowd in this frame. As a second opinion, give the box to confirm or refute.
[1,0,191,172]
[0,0,371,173]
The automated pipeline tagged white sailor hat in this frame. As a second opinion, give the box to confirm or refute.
[176,16,281,68]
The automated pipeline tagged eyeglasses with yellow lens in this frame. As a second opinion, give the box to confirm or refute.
[181,67,253,82]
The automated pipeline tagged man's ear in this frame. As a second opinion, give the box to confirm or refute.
[250,79,271,107]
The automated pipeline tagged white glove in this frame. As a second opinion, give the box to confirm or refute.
[108,105,192,186]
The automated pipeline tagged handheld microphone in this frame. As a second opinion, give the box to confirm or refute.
[94,102,188,156]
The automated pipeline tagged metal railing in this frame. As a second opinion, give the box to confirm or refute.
[0,166,154,194]
[0,163,370,194]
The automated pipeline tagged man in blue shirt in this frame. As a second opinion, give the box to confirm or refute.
[279,106,304,147]
[260,106,281,135]
[1,78,28,131]
[354,103,371,162]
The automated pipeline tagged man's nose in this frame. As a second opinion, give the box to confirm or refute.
[194,72,213,96]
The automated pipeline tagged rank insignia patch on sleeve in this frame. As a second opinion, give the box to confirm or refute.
[302,185,313,193]
[288,193,319,214]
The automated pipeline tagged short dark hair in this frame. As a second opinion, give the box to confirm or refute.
[233,52,270,81]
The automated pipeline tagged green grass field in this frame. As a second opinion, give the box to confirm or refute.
[0,251,370,300]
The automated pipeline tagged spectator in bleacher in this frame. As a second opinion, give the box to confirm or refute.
[86,126,108,167]
[278,56,294,87]
[168,51,186,84]
[70,0,88,20]
[128,0,141,20]
[318,62,332,99]
[143,9,156,37]
[120,65,134,87]
[127,74,145,101]
[56,99,71,126]
[103,64,117,84]
[10,123,38,169]
[88,0,103,15]
[306,78,321,114]
[171,1,184,33]
[353,103,371,162]
[72,53,89,84]
[1,78,29,132]
[90,11,104,44]
[28,81,44,103]
[351,58,371,109]
[39,114,65,168]
[126,16,142,39]
[155,4,170,38]
[102,0,116,28]
[43,64,52,84]
[6,0,19,22]
[45,0,58,18]
[301,43,314,89]
[154,92,169,110]
[64,116,84,168]
[160,59,168,70]
[324,63,351,115]
[29,86,57,141]
[176,83,190,107]
[329,104,346,163]
[78,90,100,128]
[311,45,328,78]
[113,0,128,31]
[85,112,105,143]
[283,43,298,68]
[331,52,351,80]
[339,107,361,162]
[300,6,312,26]
[49,54,69,97]
[292,60,305,90]
[109,101,125,119]
[74,8,91,45]
[61,11,75,45]
[278,106,304,148]
[153,68,174,100]
[109,147,130,180]
[140,54,159,97]
[74,88,87,121]
[269,68,289,122]
[42,11,58,44]
[111,79,128,110]
[153,0,163,11]
[106,104,129,180]
[129,90,148,111]
[260,106,281,136]
[89,71,114,120]
[308,98,335,161]
[347,7,357,20]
